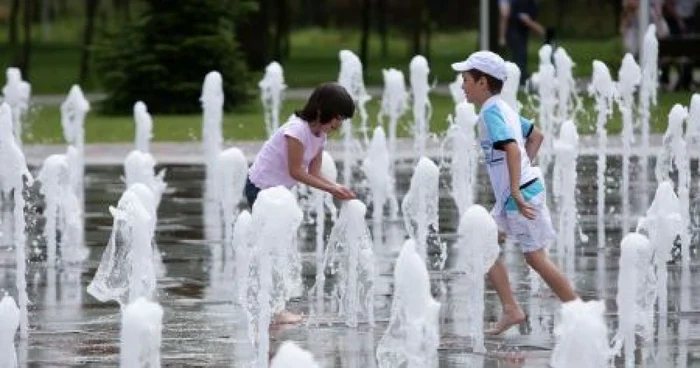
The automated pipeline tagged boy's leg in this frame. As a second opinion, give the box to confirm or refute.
[524,249,578,302]
[486,258,526,335]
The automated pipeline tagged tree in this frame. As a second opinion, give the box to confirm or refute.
[21,0,33,78]
[359,0,371,68]
[93,0,252,114]
[8,0,20,65]
[80,0,100,83]
[376,0,387,58]
[236,0,271,70]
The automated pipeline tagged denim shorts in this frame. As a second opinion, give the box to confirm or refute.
[244,176,261,209]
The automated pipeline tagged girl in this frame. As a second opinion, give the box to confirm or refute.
[245,83,357,323]
[246,82,356,206]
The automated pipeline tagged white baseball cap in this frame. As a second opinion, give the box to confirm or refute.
[451,51,508,81]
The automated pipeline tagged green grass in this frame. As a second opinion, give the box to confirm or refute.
[2,27,630,94]
[22,90,693,144]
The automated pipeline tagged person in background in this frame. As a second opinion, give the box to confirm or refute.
[506,0,546,85]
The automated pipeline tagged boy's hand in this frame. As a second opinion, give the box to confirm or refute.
[515,197,536,220]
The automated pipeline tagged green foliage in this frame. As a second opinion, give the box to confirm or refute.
[92,0,251,114]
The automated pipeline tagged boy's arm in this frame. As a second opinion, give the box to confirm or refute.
[503,142,536,219]
[525,126,544,162]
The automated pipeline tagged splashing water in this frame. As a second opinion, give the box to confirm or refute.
[378,68,408,218]
[363,126,398,242]
[129,183,165,278]
[401,157,442,267]
[312,200,375,327]
[550,299,611,368]
[308,151,339,315]
[502,62,522,112]
[0,295,19,367]
[655,105,691,266]
[2,67,31,147]
[637,181,682,319]
[120,297,163,368]
[456,205,500,353]
[87,188,156,307]
[0,103,32,339]
[448,74,465,105]
[687,94,700,153]
[232,210,252,304]
[444,101,479,216]
[270,341,321,368]
[639,25,659,210]
[245,187,303,368]
[533,45,557,170]
[124,150,167,206]
[553,47,581,126]
[376,239,440,368]
[409,55,432,156]
[133,101,153,153]
[553,120,579,272]
[201,71,224,204]
[338,50,369,184]
[612,232,655,368]
[588,60,616,248]
[617,54,641,234]
[215,147,248,259]
[259,61,286,137]
[60,85,89,218]
[38,154,89,265]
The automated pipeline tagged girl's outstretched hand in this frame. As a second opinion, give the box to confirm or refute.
[330,184,356,200]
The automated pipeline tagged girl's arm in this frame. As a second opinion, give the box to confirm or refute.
[308,149,339,189]
[287,136,355,199]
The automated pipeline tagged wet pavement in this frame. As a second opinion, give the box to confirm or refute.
[1,154,700,367]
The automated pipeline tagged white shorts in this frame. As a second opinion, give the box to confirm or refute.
[493,183,556,253]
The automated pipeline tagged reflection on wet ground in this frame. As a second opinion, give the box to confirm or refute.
[1,155,699,367]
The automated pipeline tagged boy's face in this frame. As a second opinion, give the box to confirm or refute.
[461,71,489,106]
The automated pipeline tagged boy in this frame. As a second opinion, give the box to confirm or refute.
[451,51,578,335]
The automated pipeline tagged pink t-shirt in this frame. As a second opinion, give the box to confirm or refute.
[249,115,326,189]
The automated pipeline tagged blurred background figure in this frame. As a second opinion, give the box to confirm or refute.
[506,0,547,85]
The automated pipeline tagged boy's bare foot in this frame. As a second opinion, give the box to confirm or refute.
[273,310,304,324]
[486,307,526,335]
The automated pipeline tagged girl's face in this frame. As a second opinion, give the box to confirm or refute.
[461,72,488,106]
[314,117,344,135]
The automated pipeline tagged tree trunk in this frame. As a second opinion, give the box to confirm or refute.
[273,0,290,60]
[411,0,423,56]
[377,0,387,57]
[236,0,270,69]
[359,0,371,68]
[41,0,52,40]
[21,0,33,78]
[488,0,499,52]
[80,0,100,83]
[9,0,20,65]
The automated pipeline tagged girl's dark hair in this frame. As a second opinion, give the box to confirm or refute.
[466,69,504,95]
[295,83,355,125]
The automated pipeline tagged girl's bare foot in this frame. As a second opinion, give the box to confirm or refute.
[273,310,304,324]
[486,306,526,335]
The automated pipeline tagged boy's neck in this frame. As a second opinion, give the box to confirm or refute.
[475,93,499,110]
